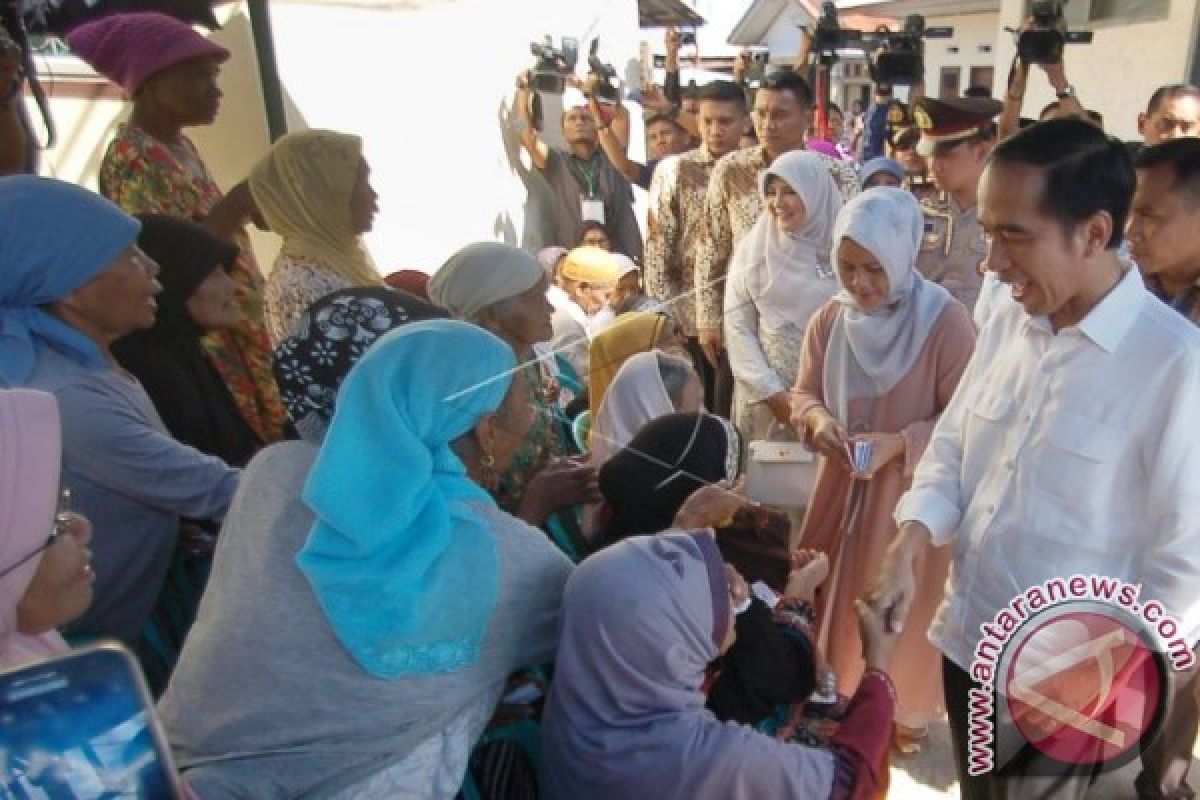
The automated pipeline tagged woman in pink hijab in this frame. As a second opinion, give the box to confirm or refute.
[0,389,95,670]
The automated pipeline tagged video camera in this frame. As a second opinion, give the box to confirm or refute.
[586,38,619,103]
[1015,0,1092,65]
[809,1,950,86]
[528,35,578,95]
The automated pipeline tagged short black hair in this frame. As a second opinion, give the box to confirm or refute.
[827,102,843,116]
[757,68,813,109]
[577,219,611,244]
[645,112,685,133]
[1145,84,1200,115]
[1135,137,1200,208]
[697,79,747,111]
[989,117,1134,249]
[964,86,992,99]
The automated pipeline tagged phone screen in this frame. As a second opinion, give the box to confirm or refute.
[0,644,181,799]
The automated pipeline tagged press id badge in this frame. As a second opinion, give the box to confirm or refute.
[581,194,605,225]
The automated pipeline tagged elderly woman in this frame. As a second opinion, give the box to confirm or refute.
[791,188,975,754]
[0,176,239,645]
[158,320,572,798]
[724,151,842,443]
[540,528,898,800]
[250,129,383,343]
[0,390,94,670]
[112,215,261,467]
[428,243,597,544]
[68,12,287,446]
[588,349,703,465]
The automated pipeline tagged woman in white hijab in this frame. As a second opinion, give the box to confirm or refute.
[790,187,976,754]
[724,151,843,443]
[588,350,704,465]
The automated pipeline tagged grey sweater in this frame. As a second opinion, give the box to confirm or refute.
[157,441,571,798]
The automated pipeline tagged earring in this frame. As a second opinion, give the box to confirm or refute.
[480,452,499,492]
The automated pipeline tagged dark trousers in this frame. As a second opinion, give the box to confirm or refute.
[1136,650,1199,800]
[684,337,733,419]
[943,657,1101,800]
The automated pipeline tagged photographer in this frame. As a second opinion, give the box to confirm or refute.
[515,70,642,261]
[998,17,1086,142]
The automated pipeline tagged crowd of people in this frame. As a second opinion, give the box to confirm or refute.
[2,8,1200,800]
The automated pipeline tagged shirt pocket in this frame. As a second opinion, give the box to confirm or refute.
[1033,410,1125,521]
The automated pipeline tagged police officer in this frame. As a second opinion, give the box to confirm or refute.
[912,95,1002,312]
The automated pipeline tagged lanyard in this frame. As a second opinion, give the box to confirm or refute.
[569,154,598,196]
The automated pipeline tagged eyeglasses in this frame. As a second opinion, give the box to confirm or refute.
[0,489,71,580]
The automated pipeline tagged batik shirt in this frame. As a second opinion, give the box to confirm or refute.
[644,146,718,338]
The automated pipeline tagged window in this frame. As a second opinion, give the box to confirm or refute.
[969,66,994,93]
[939,66,961,100]
[1088,0,1168,22]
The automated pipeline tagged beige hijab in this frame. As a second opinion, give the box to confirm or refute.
[249,129,381,287]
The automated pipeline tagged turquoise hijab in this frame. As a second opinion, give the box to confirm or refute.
[298,319,518,678]
[0,176,140,385]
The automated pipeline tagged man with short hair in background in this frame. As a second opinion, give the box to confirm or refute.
[693,69,858,417]
[913,95,1002,313]
[644,79,748,408]
[1138,84,1200,148]
[1125,134,1200,800]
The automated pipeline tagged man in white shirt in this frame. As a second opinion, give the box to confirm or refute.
[870,118,1200,799]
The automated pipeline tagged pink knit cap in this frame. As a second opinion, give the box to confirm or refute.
[67,11,230,94]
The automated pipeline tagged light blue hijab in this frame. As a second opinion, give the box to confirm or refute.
[297,319,518,678]
[0,176,141,385]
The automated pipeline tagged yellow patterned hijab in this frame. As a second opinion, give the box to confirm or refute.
[249,129,381,288]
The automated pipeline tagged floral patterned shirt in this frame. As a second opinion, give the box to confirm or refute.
[99,123,288,444]
[643,146,719,338]
[694,145,859,330]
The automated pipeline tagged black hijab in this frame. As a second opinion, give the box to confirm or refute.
[272,286,447,444]
[112,214,262,467]
[598,411,740,544]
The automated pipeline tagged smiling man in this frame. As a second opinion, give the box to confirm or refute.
[870,118,1200,799]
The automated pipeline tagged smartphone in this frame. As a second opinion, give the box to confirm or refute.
[0,642,184,799]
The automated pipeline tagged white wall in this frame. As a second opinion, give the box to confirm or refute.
[34,0,643,274]
[995,0,1199,141]
[921,11,1001,97]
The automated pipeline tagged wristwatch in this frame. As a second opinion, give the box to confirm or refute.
[1056,85,1076,101]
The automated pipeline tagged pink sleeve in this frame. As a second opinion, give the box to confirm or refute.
[899,303,977,477]
[790,302,837,449]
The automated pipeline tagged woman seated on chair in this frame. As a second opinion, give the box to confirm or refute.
[159,320,573,798]
[540,523,899,800]
[429,243,599,557]
[0,177,239,647]
[588,349,704,465]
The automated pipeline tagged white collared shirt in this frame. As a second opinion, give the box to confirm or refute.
[895,266,1200,670]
